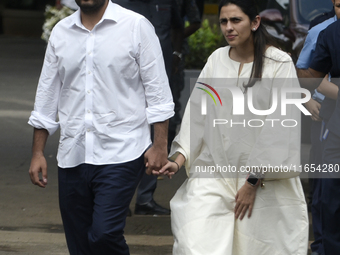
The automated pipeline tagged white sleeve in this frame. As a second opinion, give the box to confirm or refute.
[135,17,174,124]
[169,54,214,174]
[28,39,61,135]
[246,60,302,179]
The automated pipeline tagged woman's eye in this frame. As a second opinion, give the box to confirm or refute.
[220,19,228,25]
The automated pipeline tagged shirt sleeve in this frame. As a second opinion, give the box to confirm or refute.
[309,30,332,74]
[28,39,61,135]
[184,0,201,24]
[296,30,315,69]
[135,17,175,124]
[171,0,183,29]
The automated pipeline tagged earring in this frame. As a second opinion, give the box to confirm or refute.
[252,28,256,31]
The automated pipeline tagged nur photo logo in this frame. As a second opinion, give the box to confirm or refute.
[195,79,312,128]
[196,82,223,115]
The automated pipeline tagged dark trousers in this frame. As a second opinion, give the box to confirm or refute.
[58,155,145,255]
[136,172,157,204]
[321,131,340,255]
[310,121,324,254]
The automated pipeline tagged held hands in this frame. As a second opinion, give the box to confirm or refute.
[158,160,179,179]
[29,152,48,188]
[144,145,168,175]
[234,182,259,220]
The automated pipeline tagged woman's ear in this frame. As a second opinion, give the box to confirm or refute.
[251,15,261,31]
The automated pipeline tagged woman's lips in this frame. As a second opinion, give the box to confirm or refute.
[227,35,236,39]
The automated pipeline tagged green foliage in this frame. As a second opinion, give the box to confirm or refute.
[185,19,225,69]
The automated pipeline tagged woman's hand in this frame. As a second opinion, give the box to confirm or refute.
[153,153,185,178]
[234,182,259,220]
[156,161,179,179]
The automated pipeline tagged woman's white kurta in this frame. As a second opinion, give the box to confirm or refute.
[169,46,308,255]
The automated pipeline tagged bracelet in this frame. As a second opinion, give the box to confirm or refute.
[173,51,182,59]
[173,161,180,174]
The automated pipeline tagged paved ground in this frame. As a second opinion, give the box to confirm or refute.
[0,36,312,255]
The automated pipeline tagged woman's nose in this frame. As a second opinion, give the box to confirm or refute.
[225,22,233,32]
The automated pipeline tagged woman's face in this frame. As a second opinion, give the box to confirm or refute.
[219,4,259,48]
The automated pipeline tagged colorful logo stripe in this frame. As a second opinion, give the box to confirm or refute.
[196,82,223,106]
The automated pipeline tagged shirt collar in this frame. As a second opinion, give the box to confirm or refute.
[68,0,120,29]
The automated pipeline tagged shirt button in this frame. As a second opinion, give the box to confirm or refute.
[88,70,91,74]
[87,110,91,113]
[90,33,93,37]
[88,51,92,55]
[87,128,91,132]
[87,90,91,94]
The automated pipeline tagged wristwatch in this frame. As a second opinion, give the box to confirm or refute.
[246,173,260,186]
[173,51,182,59]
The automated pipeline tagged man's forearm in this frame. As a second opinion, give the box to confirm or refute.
[32,128,49,156]
[317,77,339,100]
[152,120,169,149]
[296,68,325,91]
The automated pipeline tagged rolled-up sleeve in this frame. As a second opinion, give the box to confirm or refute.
[28,39,61,135]
[135,17,174,124]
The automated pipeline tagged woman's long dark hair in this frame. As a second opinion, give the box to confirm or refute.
[218,0,276,89]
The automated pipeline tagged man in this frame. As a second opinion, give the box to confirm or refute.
[112,0,182,215]
[296,2,339,254]
[297,1,340,253]
[309,7,335,30]
[28,0,174,254]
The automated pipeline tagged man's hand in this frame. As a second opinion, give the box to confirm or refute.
[29,128,49,188]
[29,152,48,188]
[144,145,168,175]
[304,98,322,122]
[144,120,169,175]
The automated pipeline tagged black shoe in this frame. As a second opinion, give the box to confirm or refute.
[134,200,170,215]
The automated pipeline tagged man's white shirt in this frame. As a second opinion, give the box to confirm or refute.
[29,1,174,168]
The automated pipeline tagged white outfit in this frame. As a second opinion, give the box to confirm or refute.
[29,1,174,168]
[169,46,308,255]
[61,0,78,10]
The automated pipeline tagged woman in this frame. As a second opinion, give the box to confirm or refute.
[157,0,309,254]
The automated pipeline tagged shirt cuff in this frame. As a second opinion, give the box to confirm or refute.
[28,111,60,135]
[146,102,175,124]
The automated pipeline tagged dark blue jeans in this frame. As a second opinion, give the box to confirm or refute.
[321,131,340,255]
[310,121,324,254]
[58,155,145,255]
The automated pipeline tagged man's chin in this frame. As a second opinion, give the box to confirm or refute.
[76,0,107,14]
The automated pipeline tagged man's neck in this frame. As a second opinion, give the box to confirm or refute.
[80,0,109,31]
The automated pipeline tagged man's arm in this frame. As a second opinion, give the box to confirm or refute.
[29,128,49,188]
[316,75,339,100]
[144,120,169,175]
[297,68,325,91]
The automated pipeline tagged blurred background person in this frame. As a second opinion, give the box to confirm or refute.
[296,1,340,254]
